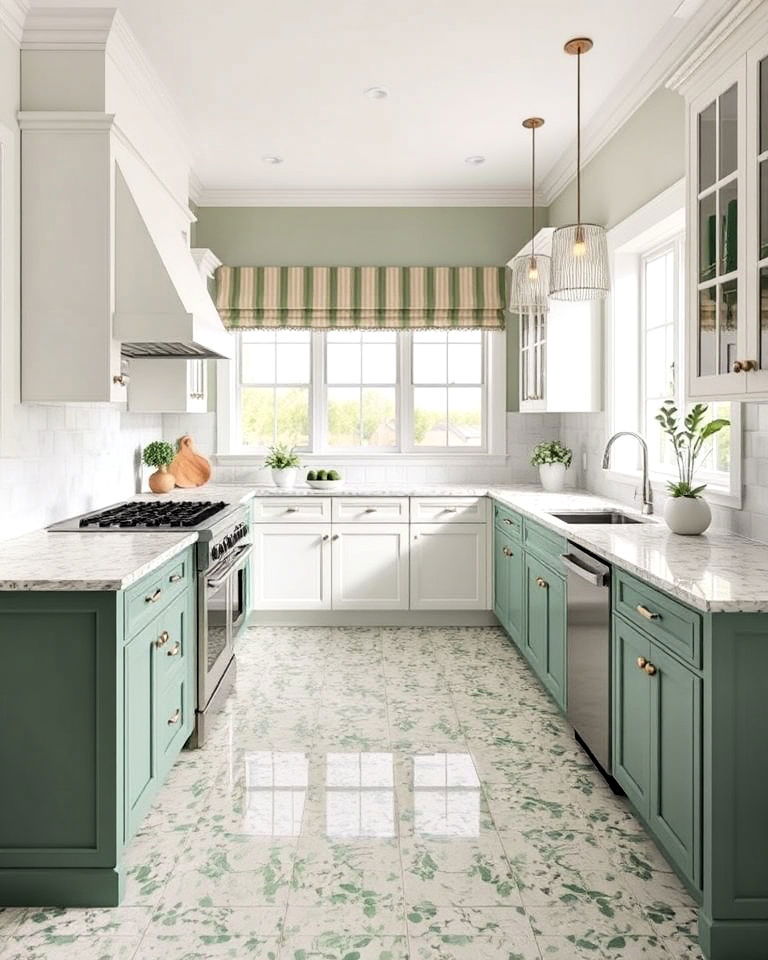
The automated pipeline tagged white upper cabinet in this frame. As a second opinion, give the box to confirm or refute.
[676,6,768,399]
[509,229,602,413]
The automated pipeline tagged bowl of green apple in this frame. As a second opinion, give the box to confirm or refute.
[305,469,343,490]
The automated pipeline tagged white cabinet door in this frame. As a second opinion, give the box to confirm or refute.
[251,524,331,610]
[410,523,488,610]
[331,524,409,610]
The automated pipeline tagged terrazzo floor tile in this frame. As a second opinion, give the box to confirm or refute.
[9,625,707,959]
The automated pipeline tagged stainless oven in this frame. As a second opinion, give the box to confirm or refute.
[193,520,251,746]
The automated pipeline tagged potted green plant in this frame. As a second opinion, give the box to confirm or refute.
[264,443,301,489]
[142,440,176,494]
[656,401,729,535]
[530,440,573,493]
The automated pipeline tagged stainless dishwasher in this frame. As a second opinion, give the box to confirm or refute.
[561,543,615,783]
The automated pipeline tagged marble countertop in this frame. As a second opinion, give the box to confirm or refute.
[2,482,767,610]
[0,530,198,592]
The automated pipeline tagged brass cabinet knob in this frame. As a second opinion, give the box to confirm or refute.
[744,359,756,372]
[167,708,181,725]
[536,576,548,589]
[145,587,162,604]
[644,662,658,676]
[332,534,339,541]
[155,630,170,648]
[502,546,514,557]
[635,604,660,621]
[322,534,330,542]
[636,656,648,669]
[167,641,181,657]
[732,360,744,373]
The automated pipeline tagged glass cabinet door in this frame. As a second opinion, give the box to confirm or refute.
[756,53,768,382]
[694,80,742,384]
[519,312,546,407]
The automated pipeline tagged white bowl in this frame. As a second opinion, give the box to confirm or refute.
[306,479,344,490]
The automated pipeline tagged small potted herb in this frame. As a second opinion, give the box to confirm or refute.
[142,440,176,494]
[656,401,729,535]
[264,443,301,489]
[530,440,573,493]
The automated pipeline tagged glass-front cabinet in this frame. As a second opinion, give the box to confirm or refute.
[685,22,768,398]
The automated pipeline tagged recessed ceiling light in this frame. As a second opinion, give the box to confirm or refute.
[465,155,486,165]
[262,155,283,164]
[364,86,389,100]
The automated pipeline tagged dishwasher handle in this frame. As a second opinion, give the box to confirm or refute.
[560,553,609,587]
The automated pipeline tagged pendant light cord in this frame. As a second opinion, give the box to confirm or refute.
[530,124,536,259]
[576,47,581,227]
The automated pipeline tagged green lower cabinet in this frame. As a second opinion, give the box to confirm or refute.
[612,614,701,892]
[524,554,566,709]
[0,546,196,907]
[494,526,524,648]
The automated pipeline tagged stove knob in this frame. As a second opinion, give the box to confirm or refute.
[211,544,220,561]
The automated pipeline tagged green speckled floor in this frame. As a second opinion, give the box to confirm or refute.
[0,626,703,960]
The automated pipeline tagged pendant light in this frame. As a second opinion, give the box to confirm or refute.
[550,37,610,301]
[508,117,551,314]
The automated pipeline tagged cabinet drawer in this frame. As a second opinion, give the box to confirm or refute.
[614,571,702,668]
[411,497,486,523]
[156,673,190,768]
[124,547,194,640]
[493,502,522,540]
[251,497,331,523]
[331,497,409,523]
[153,590,192,689]
[523,518,566,567]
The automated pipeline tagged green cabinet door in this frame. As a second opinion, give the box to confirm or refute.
[612,616,652,814]
[524,554,566,709]
[648,641,702,890]
[124,619,157,842]
[493,527,511,627]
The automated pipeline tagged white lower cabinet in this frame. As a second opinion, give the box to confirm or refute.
[330,524,409,610]
[251,524,331,610]
[409,523,488,610]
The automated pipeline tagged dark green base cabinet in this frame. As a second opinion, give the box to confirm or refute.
[612,570,768,960]
[0,546,196,906]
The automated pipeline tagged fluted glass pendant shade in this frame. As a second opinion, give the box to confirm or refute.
[549,223,609,301]
[550,37,610,302]
[509,253,552,312]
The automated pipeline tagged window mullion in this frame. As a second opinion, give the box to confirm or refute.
[313,331,325,454]
[401,331,412,452]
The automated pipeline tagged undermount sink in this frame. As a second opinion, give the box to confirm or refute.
[548,510,644,525]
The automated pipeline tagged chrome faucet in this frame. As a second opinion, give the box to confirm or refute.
[601,432,654,515]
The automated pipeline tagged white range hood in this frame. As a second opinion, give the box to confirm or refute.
[114,167,231,360]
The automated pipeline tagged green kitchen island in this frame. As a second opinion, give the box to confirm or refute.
[0,531,197,907]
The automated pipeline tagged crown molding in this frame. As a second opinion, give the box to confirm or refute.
[17,110,115,131]
[191,247,222,279]
[538,0,745,207]
[0,0,29,45]
[21,6,116,49]
[666,0,767,93]
[192,186,542,207]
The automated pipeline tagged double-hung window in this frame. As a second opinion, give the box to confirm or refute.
[226,329,498,455]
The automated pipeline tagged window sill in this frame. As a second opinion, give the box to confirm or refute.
[215,452,510,467]
[604,468,742,510]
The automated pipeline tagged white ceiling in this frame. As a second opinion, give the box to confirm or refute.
[30,0,707,201]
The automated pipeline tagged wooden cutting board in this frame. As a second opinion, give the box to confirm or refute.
[168,435,211,488]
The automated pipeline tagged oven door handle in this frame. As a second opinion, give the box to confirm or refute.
[207,544,252,589]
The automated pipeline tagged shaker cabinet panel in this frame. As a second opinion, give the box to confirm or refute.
[410,523,488,610]
[612,616,652,814]
[330,524,409,610]
[251,524,332,610]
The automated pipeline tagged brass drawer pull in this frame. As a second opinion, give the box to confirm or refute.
[145,588,162,604]
[322,534,329,542]
[167,708,181,725]
[155,630,170,648]
[636,656,648,669]
[536,577,548,589]
[167,641,181,657]
[364,507,377,513]
[332,534,339,541]
[286,507,298,513]
[169,573,182,583]
[442,507,458,513]
[502,518,514,525]
[644,662,657,676]
[635,604,660,621]
[502,546,514,557]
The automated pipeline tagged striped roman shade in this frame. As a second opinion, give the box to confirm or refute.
[215,266,506,330]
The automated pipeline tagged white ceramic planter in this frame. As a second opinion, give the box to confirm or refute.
[539,462,567,493]
[663,496,712,535]
[272,467,298,489]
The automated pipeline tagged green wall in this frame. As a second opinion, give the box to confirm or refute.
[193,206,547,410]
[548,87,685,231]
